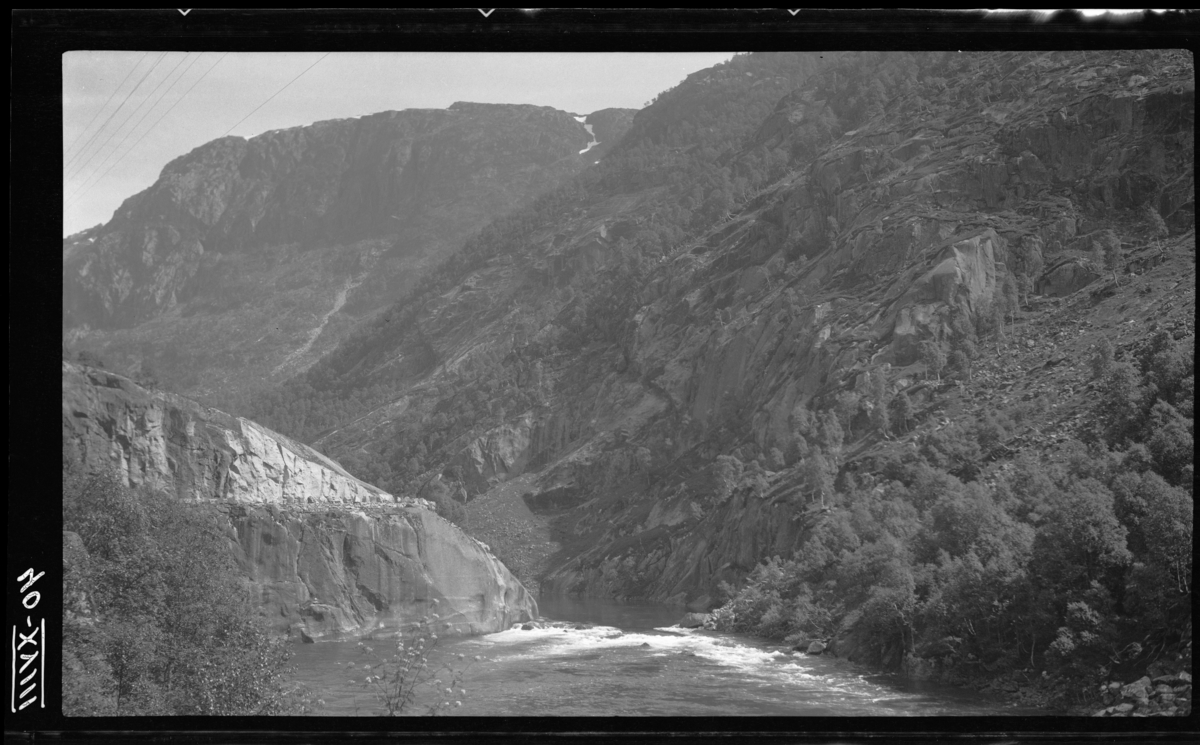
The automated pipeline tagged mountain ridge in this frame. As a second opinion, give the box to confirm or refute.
[62,101,637,404]
[61,50,1193,711]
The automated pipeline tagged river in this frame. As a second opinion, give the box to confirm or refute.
[289,595,1051,716]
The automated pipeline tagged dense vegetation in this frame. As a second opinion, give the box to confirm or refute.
[711,329,1193,709]
[62,465,312,715]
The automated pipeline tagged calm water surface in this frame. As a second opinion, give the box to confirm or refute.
[290,596,1050,716]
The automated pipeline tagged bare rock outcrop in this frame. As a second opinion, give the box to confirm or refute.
[883,229,1002,365]
[63,361,392,505]
[64,104,598,329]
[224,503,535,640]
[62,361,537,638]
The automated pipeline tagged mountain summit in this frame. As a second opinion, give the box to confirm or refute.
[63,102,635,401]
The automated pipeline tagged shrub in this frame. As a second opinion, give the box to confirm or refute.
[61,466,314,716]
[351,610,481,716]
[1089,338,1114,381]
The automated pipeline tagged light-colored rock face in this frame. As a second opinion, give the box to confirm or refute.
[62,361,391,505]
[225,504,536,639]
[453,413,536,497]
[62,361,537,637]
[886,230,1001,365]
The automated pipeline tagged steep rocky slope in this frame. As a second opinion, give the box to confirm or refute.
[62,103,635,403]
[537,50,1196,603]
[62,361,536,640]
[250,51,1191,615]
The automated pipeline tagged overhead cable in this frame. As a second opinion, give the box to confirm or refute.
[68,53,231,209]
[65,51,167,177]
[64,52,149,160]
[67,53,197,201]
[222,52,331,137]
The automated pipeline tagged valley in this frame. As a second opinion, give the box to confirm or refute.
[61,50,1193,717]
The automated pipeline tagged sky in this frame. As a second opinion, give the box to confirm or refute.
[62,52,737,237]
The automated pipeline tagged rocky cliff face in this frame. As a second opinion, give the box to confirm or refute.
[65,104,593,328]
[534,51,1194,605]
[276,51,1191,613]
[62,361,536,639]
[223,502,534,639]
[63,361,391,504]
[61,103,635,405]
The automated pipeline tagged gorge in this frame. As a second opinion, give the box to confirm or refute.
[60,50,1193,717]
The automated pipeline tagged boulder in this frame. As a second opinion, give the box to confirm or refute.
[806,640,827,655]
[1036,258,1100,297]
[675,612,710,629]
[1121,676,1152,704]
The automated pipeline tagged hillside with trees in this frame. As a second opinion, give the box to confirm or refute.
[62,49,1193,715]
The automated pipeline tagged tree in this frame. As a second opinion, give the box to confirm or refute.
[62,466,311,716]
[1033,478,1130,590]
[1098,361,1145,444]
[1141,202,1169,240]
[834,390,862,434]
[948,305,975,342]
[817,410,844,461]
[949,348,970,382]
[1135,473,1193,599]
[870,396,892,435]
[1093,230,1123,284]
[1001,274,1020,327]
[801,449,836,507]
[1015,272,1034,307]
[1145,400,1193,484]
[891,391,915,434]
[920,340,945,382]
[421,478,467,527]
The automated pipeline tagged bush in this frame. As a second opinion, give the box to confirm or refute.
[350,609,482,715]
[62,466,314,716]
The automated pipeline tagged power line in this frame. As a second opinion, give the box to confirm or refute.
[222,53,331,137]
[67,53,201,203]
[67,54,230,210]
[68,53,330,220]
[70,52,191,188]
[63,52,149,160]
[67,53,197,202]
[65,51,166,177]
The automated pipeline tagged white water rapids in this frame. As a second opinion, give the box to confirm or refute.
[289,597,1052,716]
